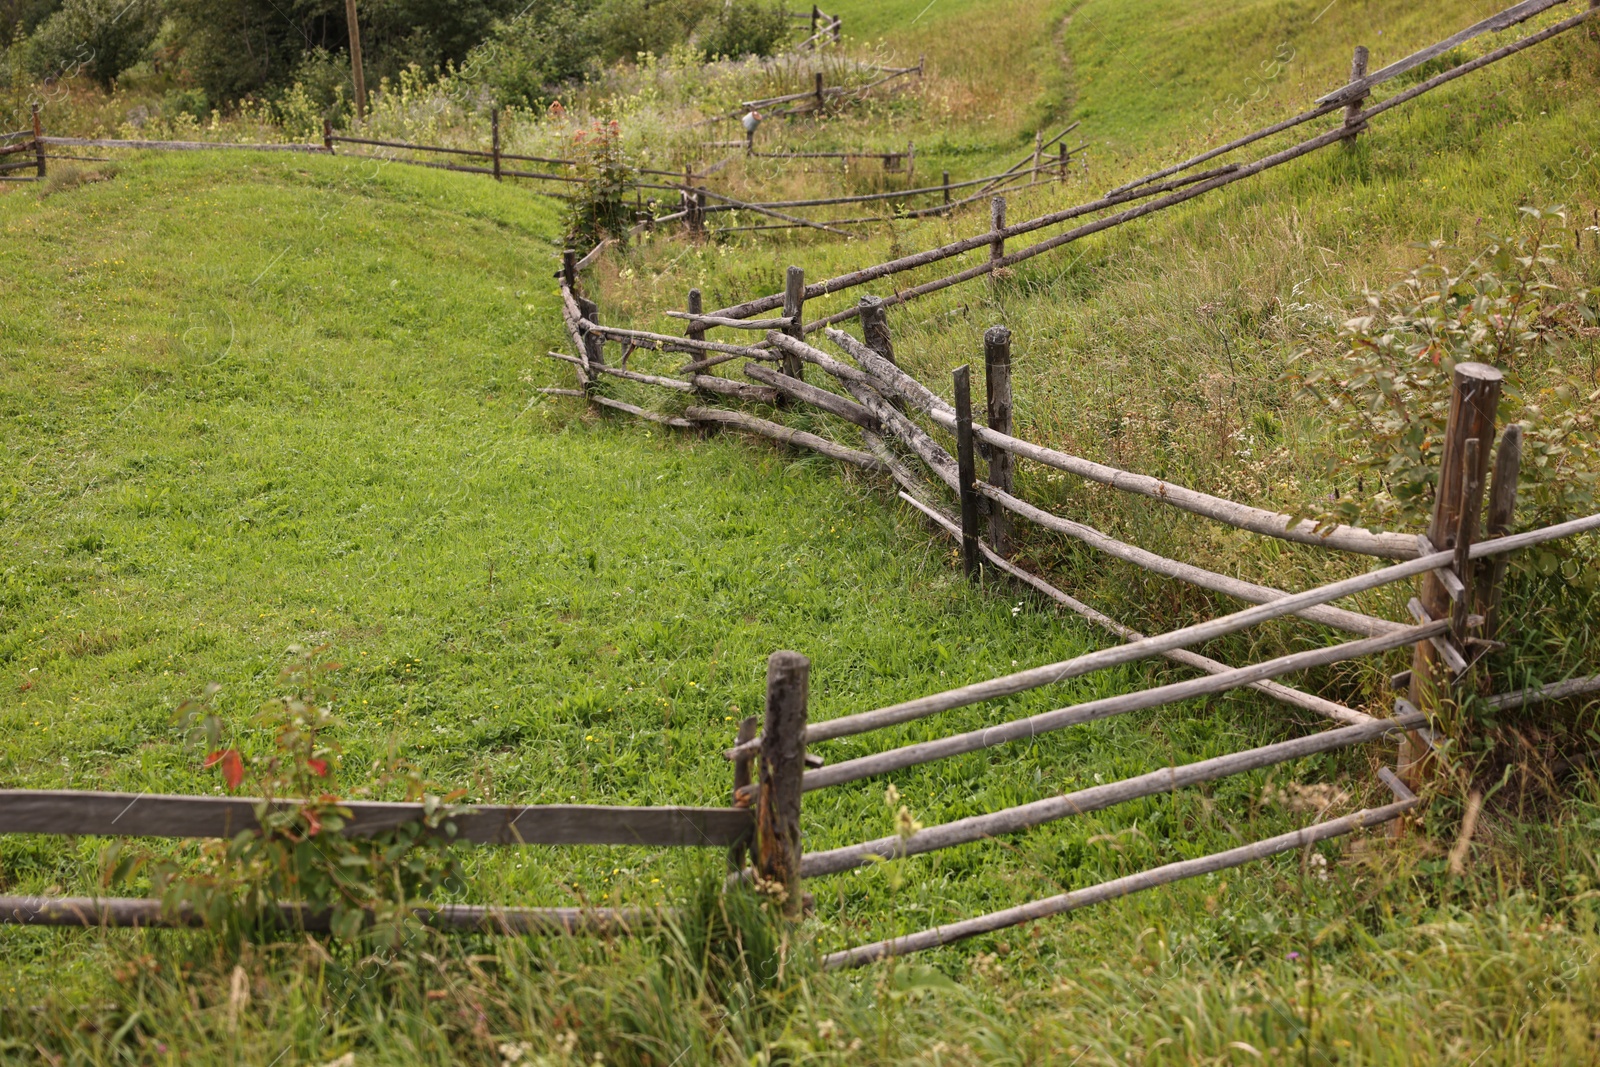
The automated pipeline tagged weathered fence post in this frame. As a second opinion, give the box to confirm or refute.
[1059,142,1068,181]
[579,299,605,376]
[814,73,826,115]
[323,117,334,153]
[1450,438,1486,642]
[1403,361,1501,786]
[730,715,758,871]
[1031,130,1042,178]
[1477,423,1523,640]
[32,104,45,179]
[831,15,841,43]
[990,196,1006,271]
[782,266,806,381]
[859,295,895,365]
[686,288,705,344]
[906,141,915,183]
[1343,45,1370,141]
[757,651,808,918]
[810,4,819,45]
[491,107,502,181]
[561,248,577,293]
[942,169,951,208]
[953,365,983,578]
[984,327,1014,556]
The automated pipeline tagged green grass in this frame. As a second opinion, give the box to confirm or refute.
[0,152,1408,1053]
[3,0,1600,1062]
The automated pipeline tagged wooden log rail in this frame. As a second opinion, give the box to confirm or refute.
[798,707,1425,877]
[39,136,329,153]
[0,791,752,847]
[697,3,1598,325]
[823,791,1417,967]
[794,621,1445,794]
[725,510,1600,760]
[819,330,1417,558]
[2,896,654,934]
[894,490,1375,727]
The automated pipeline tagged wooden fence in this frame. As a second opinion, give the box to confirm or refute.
[684,0,1598,327]
[0,106,46,182]
[535,0,1600,964]
[0,668,813,933]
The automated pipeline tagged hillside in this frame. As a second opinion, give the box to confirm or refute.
[1,0,1599,1063]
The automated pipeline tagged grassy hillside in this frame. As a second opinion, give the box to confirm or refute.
[1,0,1599,1062]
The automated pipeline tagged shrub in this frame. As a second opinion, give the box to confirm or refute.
[465,0,601,109]
[106,647,468,945]
[697,0,790,60]
[24,0,159,87]
[1293,208,1600,538]
[565,117,636,247]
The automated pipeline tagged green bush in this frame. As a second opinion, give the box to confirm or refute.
[0,0,61,49]
[464,0,601,109]
[697,0,789,60]
[1293,207,1600,533]
[25,0,159,87]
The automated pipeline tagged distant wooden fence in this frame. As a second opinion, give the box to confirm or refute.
[0,106,46,182]
[684,0,1598,327]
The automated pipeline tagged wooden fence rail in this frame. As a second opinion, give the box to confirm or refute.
[0,792,751,847]
[797,708,1425,878]
[3,896,653,934]
[823,790,1417,968]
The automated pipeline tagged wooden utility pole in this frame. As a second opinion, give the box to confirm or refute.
[1402,361,1501,786]
[345,0,368,122]
[756,651,808,918]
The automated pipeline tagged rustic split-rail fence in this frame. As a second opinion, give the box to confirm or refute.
[5,0,1599,968]
[533,0,1600,964]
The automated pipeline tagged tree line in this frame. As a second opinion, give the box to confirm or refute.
[2,0,791,112]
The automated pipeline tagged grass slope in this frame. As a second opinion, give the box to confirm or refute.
[1,0,1599,1061]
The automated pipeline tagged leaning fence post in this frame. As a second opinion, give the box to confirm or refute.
[1403,361,1501,786]
[757,651,808,918]
[859,295,895,365]
[782,266,806,381]
[1343,45,1370,141]
[491,107,502,181]
[1477,423,1522,640]
[1450,438,1486,642]
[990,196,1006,272]
[953,365,983,578]
[984,327,1014,557]
[730,715,758,872]
[32,104,45,179]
